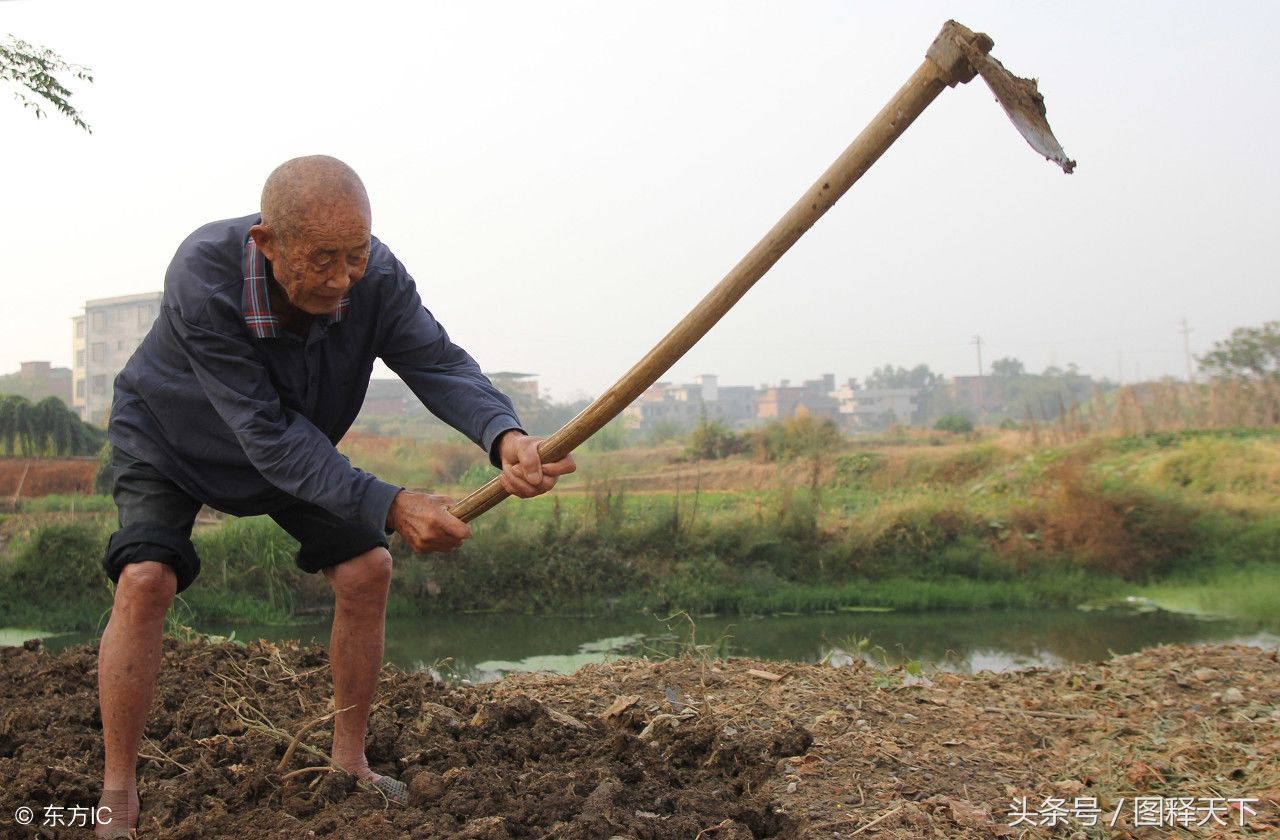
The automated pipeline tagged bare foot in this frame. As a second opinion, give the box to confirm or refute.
[334,753,405,804]
[95,789,139,838]
[333,750,379,782]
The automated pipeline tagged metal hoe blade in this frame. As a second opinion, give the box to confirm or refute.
[959,36,1076,173]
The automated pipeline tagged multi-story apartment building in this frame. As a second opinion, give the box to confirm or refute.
[831,379,922,429]
[754,375,839,422]
[625,374,768,433]
[72,292,163,424]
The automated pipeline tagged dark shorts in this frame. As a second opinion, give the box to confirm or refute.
[103,447,389,593]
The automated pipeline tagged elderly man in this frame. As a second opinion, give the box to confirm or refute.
[94,155,574,837]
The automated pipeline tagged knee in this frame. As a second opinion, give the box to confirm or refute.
[114,561,178,615]
[327,547,393,604]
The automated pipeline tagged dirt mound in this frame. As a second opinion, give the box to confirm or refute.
[0,458,97,499]
[0,639,801,839]
[0,640,1277,838]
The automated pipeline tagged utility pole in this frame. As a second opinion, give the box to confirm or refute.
[1117,350,1123,386]
[972,334,985,425]
[1179,318,1195,384]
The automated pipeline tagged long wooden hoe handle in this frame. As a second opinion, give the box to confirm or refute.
[450,21,994,523]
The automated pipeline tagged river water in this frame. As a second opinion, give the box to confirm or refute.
[9,604,1276,683]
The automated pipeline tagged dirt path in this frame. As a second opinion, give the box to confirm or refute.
[0,640,1275,838]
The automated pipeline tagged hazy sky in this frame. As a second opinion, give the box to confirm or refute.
[2,1,1277,401]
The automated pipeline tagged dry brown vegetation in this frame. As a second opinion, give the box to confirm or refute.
[0,457,96,500]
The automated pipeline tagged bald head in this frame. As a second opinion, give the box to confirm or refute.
[249,156,374,319]
[260,155,370,240]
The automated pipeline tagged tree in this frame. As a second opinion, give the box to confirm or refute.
[989,357,1026,378]
[0,396,16,454]
[1198,321,1280,382]
[866,363,942,391]
[866,363,944,424]
[1,35,93,131]
[0,393,105,456]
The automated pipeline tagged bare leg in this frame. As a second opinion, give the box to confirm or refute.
[323,547,393,782]
[97,561,176,837]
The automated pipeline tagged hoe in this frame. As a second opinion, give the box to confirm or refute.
[450,20,1074,522]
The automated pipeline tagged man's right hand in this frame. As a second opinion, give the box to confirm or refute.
[386,490,472,553]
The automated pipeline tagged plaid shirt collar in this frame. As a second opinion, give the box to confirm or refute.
[241,234,350,338]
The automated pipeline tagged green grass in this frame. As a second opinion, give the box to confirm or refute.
[16,493,116,513]
[3,428,1278,630]
[606,570,1112,616]
[0,516,307,632]
[1138,562,1280,629]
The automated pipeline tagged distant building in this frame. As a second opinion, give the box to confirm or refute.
[72,292,162,424]
[831,379,920,429]
[625,382,704,431]
[486,372,538,403]
[486,372,540,415]
[0,361,73,405]
[755,375,838,422]
[624,374,756,432]
[357,372,540,423]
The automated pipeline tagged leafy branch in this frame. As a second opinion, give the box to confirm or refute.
[0,34,93,132]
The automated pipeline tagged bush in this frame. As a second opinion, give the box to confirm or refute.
[757,416,842,461]
[934,413,974,433]
[686,420,748,460]
[0,520,113,630]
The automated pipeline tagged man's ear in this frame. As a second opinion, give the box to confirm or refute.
[248,223,276,261]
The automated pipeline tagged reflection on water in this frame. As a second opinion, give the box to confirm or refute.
[0,627,68,647]
[12,607,1278,683]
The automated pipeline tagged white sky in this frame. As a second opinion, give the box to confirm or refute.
[2,1,1277,401]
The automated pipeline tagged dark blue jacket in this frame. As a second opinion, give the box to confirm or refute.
[109,214,521,529]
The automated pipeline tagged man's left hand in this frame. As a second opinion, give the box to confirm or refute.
[497,431,576,498]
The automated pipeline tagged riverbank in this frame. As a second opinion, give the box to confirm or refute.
[1,428,1278,632]
[385,427,1280,620]
[0,638,1275,838]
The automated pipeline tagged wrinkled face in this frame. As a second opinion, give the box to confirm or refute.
[259,198,371,316]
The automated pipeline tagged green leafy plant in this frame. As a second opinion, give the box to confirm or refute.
[934,413,974,434]
[1,35,93,131]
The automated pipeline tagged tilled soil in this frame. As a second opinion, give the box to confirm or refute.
[0,639,1276,839]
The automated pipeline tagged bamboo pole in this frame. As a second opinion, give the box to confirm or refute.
[450,21,994,522]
